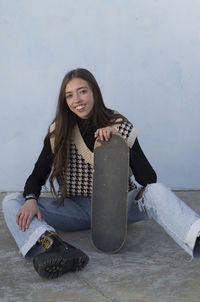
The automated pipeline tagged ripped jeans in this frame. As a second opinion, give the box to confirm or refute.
[2,183,200,258]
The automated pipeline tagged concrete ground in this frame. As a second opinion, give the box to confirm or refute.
[0,191,200,302]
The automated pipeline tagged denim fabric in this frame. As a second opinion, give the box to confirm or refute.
[143,183,200,257]
[2,193,92,256]
[2,183,200,258]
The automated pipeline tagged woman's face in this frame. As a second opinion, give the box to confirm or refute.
[65,77,94,119]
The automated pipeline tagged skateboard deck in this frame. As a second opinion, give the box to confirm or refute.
[91,134,129,253]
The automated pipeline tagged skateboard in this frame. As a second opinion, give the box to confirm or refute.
[91,134,129,253]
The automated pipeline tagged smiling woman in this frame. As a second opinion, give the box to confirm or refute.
[48,69,128,203]
[2,68,200,280]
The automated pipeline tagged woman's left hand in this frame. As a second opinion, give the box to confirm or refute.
[135,187,146,200]
[94,127,117,141]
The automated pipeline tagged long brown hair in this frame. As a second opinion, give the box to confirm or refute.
[49,68,126,203]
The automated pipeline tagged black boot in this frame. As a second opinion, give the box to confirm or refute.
[33,232,89,278]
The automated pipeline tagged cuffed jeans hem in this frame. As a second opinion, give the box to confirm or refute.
[184,219,200,257]
[20,225,55,256]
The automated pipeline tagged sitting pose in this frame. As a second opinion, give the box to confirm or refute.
[2,68,200,279]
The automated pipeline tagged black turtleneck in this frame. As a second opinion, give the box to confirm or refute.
[76,116,97,152]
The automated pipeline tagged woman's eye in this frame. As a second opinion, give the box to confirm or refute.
[66,94,72,99]
[80,89,87,94]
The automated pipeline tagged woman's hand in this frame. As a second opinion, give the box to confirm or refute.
[94,127,117,141]
[16,199,42,231]
[135,187,146,200]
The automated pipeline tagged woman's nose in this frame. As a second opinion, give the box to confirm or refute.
[73,93,81,103]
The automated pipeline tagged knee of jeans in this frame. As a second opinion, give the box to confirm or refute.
[145,183,168,195]
[143,183,169,211]
[2,192,23,213]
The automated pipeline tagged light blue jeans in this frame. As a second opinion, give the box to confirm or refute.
[2,183,200,258]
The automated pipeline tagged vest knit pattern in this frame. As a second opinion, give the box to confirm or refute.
[63,144,94,197]
[50,120,138,198]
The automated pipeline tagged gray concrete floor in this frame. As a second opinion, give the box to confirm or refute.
[0,191,200,302]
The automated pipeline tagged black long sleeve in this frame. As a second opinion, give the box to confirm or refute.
[130,138,157,186]
[23,135,54,199]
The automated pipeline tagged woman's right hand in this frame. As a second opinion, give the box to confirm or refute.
[94,127,117,141]
[16,199,42,231]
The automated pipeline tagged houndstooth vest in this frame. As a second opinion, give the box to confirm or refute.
[49,119,138,197]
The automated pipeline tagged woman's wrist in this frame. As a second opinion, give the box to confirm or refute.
[25,194,38,202]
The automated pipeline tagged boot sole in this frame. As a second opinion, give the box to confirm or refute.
[33,249,89,279]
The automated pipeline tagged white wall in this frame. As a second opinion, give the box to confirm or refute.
[1,0,200,191]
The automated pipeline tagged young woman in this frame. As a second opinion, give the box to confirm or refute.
[2,68,200,279]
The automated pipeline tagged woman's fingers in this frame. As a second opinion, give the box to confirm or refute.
[16,208,23,225]
[94,127,117,141]
[99,129,104,141]
[103,129,109,141]
[17,211,29,231]
[21,214,29,231]
[16,210,25,227]
[16,200,42,231]
[25,214,34,230]
[18,211,35,231]
[37,209,43,222]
